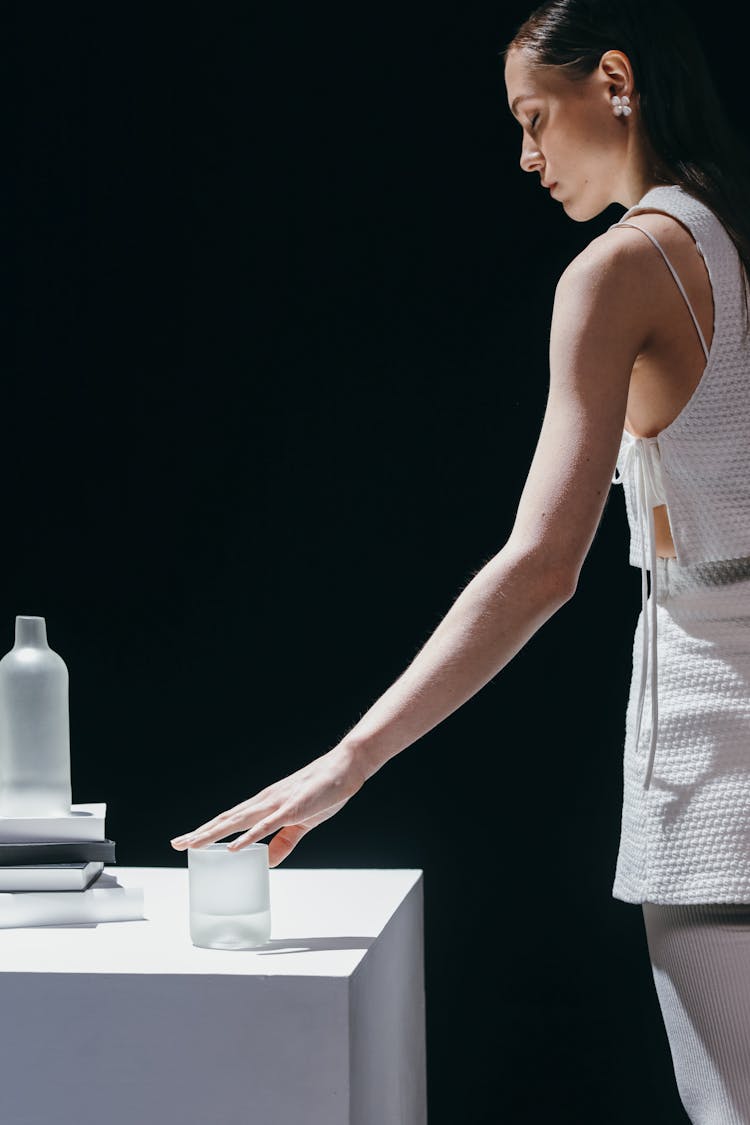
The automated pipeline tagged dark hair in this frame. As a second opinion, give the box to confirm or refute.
[502,0,750,330]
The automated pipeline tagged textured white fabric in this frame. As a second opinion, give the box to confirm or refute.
[607,185,750,904]
[642,900,750,1122]
[609,186,750,799]
[612,184,750,570]
[612,555,750,904]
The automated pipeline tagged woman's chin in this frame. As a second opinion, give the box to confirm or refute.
[562,198,595,223]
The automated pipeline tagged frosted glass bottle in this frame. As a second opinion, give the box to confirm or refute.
[0,616,73,817]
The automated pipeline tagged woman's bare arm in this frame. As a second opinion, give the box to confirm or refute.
[348,231,653,783]
[170,231,660,858]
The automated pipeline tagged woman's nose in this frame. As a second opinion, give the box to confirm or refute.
[520,142,543,175]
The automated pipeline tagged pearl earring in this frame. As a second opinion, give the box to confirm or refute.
[611,94,631,117]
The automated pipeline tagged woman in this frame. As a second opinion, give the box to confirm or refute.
[172,1,750,1118]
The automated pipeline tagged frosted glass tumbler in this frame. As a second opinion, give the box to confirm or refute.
[188,842,271,950]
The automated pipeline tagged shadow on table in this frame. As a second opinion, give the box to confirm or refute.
[27,918,150,929]
[252,936,376,955]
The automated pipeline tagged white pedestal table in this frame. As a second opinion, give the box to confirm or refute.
[0,865,427,1125]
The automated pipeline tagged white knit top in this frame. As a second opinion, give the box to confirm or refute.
[609,185,750,795]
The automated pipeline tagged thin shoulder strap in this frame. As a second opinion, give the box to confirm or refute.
[612,219,710,361]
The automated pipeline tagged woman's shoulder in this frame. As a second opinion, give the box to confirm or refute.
[548,228,655,364]
[553,219,661,314]
[558,209,710,328]
[563,208,700,284]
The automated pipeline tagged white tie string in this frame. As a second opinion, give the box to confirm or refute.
[612,435,661,790]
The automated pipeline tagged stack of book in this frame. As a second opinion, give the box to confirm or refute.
[0,802,144,928]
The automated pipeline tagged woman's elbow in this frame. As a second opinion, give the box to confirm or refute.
[488,535,580,607]
[496,539,580,606]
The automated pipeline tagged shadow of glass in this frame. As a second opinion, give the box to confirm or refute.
[251,935,376,955]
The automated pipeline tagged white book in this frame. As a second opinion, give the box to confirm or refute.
[0,802,106,843]
[0,872,144,928]
[0,861,104,892]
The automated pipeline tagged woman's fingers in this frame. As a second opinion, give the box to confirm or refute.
[170,821,225,849]
[226,810,295,852]
[224,812,283,850]
[228,794,354,862]
[170,805,267,849]
[265,824,310,867]
[170,744,366,855]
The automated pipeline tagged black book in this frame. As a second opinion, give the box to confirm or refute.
[0,839,116,865]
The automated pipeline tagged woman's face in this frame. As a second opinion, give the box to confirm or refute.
[504,46,635,221]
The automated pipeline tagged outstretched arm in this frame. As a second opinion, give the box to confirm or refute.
[348,232,650,782]
[171,232,650,860]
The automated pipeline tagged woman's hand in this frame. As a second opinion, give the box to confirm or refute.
[169,742,366,867]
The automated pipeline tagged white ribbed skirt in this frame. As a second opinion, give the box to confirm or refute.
[613,555,750,904]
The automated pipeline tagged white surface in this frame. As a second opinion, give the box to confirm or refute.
[0,801,106,842]
[0,865,420,975]
[0,865,427,1125]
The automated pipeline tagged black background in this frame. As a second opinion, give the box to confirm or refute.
[8,2,741,1121]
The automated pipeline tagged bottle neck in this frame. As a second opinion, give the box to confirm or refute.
[15,616,48,649]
